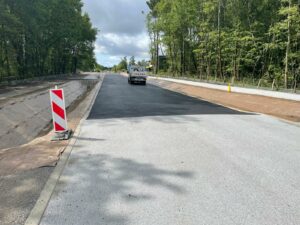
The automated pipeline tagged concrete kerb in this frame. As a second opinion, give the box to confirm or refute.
[24,74,105,225]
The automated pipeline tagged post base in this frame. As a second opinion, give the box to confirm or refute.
[51,130,72,141]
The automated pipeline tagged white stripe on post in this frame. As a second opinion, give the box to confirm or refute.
[50,89,68,133]
[50,92,65,109]
[53,112,68,130]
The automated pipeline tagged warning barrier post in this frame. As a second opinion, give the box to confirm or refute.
[50,88,72,140]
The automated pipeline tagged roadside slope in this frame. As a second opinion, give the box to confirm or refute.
[0,73,104,225]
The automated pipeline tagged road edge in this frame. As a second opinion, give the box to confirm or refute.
[149,76,300,102]
[24,73,105,225]
[149,78,300,127]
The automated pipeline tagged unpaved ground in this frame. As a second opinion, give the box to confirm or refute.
[149,78,300,122]
[0,75,102,175]
[0,78,95,150]
[0,73,103,225]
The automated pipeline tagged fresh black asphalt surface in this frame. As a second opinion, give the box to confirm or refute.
[88,74,245,120]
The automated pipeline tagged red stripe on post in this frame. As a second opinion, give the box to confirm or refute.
[54,122,65,131]
[52,90,63,100]
[52,102,65,119]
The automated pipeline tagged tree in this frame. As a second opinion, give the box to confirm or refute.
[116,57,128,71]
[137,60,149,67]
[272,0,300,89]
[0,0,22,78]
[147,0,161,74]
[129,56,136,65]
[147,0,300,90]
[0,0,98,80]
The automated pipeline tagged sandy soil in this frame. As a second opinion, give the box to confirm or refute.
[149,78,300,123]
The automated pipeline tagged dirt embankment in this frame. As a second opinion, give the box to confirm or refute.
[0,79,95,150]
[0,74,102,176]
[149,78,300,123]
[0,73,103,225]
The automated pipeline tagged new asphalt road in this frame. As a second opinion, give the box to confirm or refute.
[40,74,300,225]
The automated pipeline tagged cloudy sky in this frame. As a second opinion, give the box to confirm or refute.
[82,0,150,67]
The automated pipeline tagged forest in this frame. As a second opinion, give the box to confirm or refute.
[0,0,97,81]
[147,0,300,90]
[112,56,150,72]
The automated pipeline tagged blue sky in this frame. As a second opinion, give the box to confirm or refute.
[82,0,150,67]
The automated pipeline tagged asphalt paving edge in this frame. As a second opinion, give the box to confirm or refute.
[149,77,300,127]
[149,76,300,101]
[24,74,105,225]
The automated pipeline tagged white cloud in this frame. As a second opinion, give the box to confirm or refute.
[82,0,150,66]
[94,42,106,54]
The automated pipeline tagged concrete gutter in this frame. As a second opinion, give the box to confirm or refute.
[150,76,300,102]
[24,73,104,225]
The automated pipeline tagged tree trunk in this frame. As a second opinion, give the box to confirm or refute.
[73,56,78,74]
[0,26,4,79]
[154,27,159,74]
[217,0,224,79]
[4,42,11,77]
[206,57,211,80]
[233,40,237,79]
[284,0,291,89]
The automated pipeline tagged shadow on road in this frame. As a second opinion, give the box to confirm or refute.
[41,153,194,224]
[72,136,106,142]
[0,167,53,225]
[88,75,254,120]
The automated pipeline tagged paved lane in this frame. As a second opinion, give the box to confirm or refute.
[41,74,300,225]
[88,74,245,119]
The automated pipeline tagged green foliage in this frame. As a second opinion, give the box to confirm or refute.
[147,0,300,89]
[129,56,136,65]
[137,59,149,67]
[113,57,150,72]
[0,0,97,80]
[116,57,128,71]
[94,64,108,72]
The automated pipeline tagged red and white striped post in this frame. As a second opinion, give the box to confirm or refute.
[50,87,71,140]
